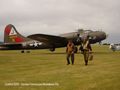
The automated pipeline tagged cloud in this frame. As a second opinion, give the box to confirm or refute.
[0,0,120,43]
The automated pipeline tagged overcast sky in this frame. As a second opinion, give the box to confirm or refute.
[0,0,120,43]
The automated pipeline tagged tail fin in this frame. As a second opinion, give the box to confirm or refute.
[4,24,28,43]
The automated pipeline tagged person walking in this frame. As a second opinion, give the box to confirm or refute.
[82,35,92,65]
[66,40,75,65]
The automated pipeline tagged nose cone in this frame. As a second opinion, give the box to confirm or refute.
[95,31,107,41]
[102,32,107,40]
[89,31,107,43]
[101,31,107,40]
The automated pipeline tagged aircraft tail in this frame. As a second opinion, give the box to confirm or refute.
[4,24,29,43]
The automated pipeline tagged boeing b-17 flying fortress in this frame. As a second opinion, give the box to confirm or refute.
[0,24,107,53]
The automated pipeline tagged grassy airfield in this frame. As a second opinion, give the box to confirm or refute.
[0,45,120,90]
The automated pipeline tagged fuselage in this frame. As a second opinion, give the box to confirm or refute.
[0,24,107,51]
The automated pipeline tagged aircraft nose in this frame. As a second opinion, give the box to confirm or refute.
[101,31,107,39]
[95,31,107,41]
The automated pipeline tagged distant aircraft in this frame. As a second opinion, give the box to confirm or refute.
[0,24,107,53]
[109,43,120,51]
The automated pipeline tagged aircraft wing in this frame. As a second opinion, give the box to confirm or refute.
[27,34,68,47]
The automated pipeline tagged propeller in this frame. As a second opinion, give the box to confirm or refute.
[75,29,82,43]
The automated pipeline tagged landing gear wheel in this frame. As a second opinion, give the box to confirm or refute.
[21,50,25,53]
[49,48,55,52]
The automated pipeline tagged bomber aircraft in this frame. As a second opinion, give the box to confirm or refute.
[0,24,107,53]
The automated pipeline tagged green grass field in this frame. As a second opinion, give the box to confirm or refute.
[0,45,120,90]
